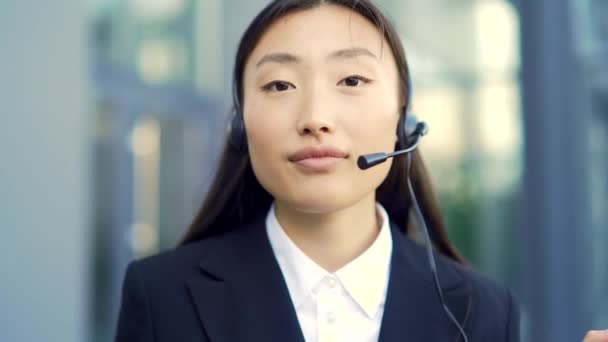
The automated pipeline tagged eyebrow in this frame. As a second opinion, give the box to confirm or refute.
[255,47,378,68]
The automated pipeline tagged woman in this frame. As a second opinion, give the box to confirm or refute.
[115,0,521,341]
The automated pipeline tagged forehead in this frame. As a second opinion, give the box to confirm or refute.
[245,4,395,70]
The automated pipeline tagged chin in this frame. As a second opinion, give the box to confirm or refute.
[277,189,371,215]
[258,165,390,215]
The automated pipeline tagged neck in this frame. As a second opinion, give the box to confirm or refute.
[274,194,382,273]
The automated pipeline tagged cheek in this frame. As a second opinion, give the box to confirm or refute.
[350,112,400,153]
[244,111,290,194]
[244,100,289,155]
[246,118,274,152]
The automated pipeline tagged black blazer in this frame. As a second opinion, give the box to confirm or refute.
[115,215,520,341]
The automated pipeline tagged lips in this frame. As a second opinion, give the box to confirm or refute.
[288,146,348,172]
[288,146,348,162]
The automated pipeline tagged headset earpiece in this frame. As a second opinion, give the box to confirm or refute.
[396,71,416,150]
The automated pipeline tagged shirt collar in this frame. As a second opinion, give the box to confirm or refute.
[265,202,393,319]
[266,203,328,310]
[335,203,392,318]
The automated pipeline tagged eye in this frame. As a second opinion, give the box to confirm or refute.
[338,75,372,87]
[261,81,294,92]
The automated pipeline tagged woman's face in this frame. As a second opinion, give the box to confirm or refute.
[242,4,401,214]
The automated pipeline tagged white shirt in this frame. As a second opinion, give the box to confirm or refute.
[265,203,393,342]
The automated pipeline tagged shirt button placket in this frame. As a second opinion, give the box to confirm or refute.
[326,276,337,289]
[317,276,339,342]
[326,311,337,324]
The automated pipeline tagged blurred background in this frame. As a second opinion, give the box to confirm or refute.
[0,0,606,341]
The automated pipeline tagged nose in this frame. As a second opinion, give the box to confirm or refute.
[296,90,335,138]
[298,119,333,137]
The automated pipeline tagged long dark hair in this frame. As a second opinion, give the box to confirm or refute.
[178,0,465,264]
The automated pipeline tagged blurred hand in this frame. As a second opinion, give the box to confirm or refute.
[584,330,608,342]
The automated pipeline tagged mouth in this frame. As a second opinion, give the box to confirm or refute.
[288,146,348,172]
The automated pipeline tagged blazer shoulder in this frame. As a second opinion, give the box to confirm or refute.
[131,221,258,279]
[402,233,516,308]
[398,233,520,340]
[400,233,512,300]
[116,232,242,342]
[130,239,202,275]
[435,249,521,341]
[446,256,518,314]
[131,237,219,278]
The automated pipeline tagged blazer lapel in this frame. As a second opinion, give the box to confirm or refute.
[186,216,305,342]
[378,224,472,342]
